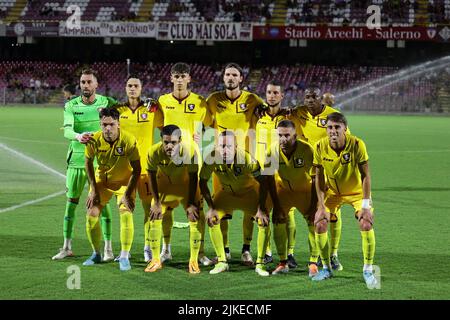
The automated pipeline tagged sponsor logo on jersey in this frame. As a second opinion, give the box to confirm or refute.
[166,106,175,110]
[188,104,195,111]
[294,158,304,167]
[323,157,333,162]
[121,116,129,119]
[74,112,84,115]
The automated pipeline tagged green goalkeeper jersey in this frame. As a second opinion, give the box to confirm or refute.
[63,94,117,168]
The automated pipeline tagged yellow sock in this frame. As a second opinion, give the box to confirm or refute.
[266,225,272,255]
[162,208,173,246]
[315,231,330,267]
[143,202,151,247]
[273,223,288,261]
[308,225,319,263]
[220,219,229,248]
[86,215,102,252]
[256,225,270,264]
[361,229,376,265]
[330,209,342,256]
[242,213,254,246]
[149,219,162,262]
[189,221,202,262]
[120,212,134,252]
[287,208,296,255]
[209,223,226,262]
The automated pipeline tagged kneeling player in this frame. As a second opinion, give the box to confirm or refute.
[312,112,376,287]
[263,120,320,276]
[144,125,204,274]
[200,130,270,276]
[83,108,141,271]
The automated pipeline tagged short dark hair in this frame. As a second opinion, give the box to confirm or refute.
[277,120,296,130]
[62,84,76,95]
[304,86,321,98]
[99,107,120,120]
[267,80,284,92]
[171,62,190,75]
[223,62,243,76]
[161,124,182,138]
[81,68,98,79]
[326,112,347,127]
[126,74,142,84]
[219,130,235,138]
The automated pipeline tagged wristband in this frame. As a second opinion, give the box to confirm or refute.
[361,199,371,209]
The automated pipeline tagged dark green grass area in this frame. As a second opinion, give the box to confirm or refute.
[1,107,450,299]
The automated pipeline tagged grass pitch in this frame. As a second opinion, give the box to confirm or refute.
[1,106,450,300]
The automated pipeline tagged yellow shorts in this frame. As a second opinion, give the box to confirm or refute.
[95,183,136,211]
[136,174,152,204]
[325,194,374,219]
[152,178,201,214]
[276,187,312,218]
[212,187,259,220]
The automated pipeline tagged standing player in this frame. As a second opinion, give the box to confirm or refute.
[200,131,270,276]
[62,84,77,102]
[83,108,141,271]
[144,125,204,274]
[263,120,319,277]
[289,87,349,271]
[52,69,117,262]
[115,75,164,262]
[312,112,376,287]
[156,62,212,266]
[206,63,265,265]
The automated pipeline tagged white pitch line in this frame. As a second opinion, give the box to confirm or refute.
[0,136,66,146]
[371,149,450,154]
[0,142,66,179]
[0,190,65,213]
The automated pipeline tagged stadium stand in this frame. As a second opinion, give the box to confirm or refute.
[2,60,449,112]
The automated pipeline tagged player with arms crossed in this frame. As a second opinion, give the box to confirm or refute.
[53,69,117,262]
[84,108,141,271]
[312,112,376,287]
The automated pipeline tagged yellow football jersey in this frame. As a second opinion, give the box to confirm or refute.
[206,90,264,151]
[290,105,350,147]
[266,139,314,193]
[158,92,212,139]
[313,134,369,196]
[147,141,198,185]
[200,149,261,195]
[116,101,164,172]
[255,111,287,166]
[85,130,140,190]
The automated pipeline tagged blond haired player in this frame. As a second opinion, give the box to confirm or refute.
[83,108,141,271]
[311,112,376,288]
[114,75,163,262]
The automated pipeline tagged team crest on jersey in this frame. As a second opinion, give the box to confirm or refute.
[141,113,148,120]
[319,118,327,127]
[294,157,304,168]
[116,147,124,155]
[239,103,247,111]
[342,153,351,163]
[188,104,195,111]
[233,166,242,175]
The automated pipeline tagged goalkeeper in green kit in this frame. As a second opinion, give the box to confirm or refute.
[52,69,118,261]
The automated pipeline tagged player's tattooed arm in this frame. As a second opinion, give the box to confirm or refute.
[255,175,270,227]
[266,175,286,224]
[306,176,318,224]
[200,178,219,227]
[85,157,100,209]
[186,172,199,222]
[121,159,141,212]
[148,170,162,220]
[314,165,330,225]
